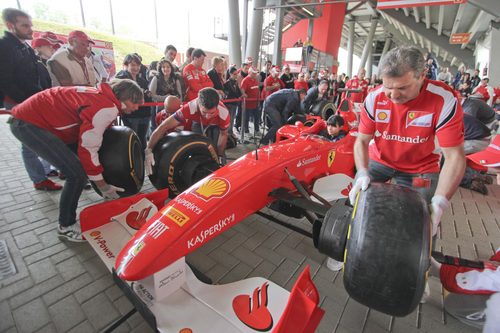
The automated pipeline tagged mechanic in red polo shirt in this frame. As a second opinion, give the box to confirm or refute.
[9,79,144,242]
[183,48,214,102]
[349,46,465,237]
[146,87,230,174]
[342,68,369,103]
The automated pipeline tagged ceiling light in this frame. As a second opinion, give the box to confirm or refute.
[302,7,314,16]
[282,23,292,32]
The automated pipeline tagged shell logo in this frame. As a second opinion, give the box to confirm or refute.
[408,112,415,119]
[90,231,101,237]
[377,112,387,121]
[193,177,230,201]
[179,329,193,333]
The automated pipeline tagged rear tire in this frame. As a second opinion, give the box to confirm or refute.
[311,100,337,120]
[343,183,431,317]
[91,126,144,197]
[149,131,220,197]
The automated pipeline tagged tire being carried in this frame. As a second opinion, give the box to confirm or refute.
[311,100,337,120]
[344,183,431,317]
[149,131,220,197]
[91,126,144,197]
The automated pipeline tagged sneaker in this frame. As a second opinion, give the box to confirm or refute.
[470,178,488,195]
[58,172,66,180]
[420,281,430,303]
[84,181,92,190]
[46,170,59,177]
[57,223,86,242]
[34,179,63,191]
[326,257,343,271]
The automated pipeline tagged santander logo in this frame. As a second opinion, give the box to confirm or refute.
[126,207,153,230]
[233,282,273,331]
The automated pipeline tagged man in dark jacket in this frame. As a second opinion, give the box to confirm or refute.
[0,8,62,191]
[462,97,497,130]
[303,80,329,114]
[261,89,306,145]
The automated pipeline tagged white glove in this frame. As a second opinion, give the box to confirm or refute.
[145,148,155,176]
[430,195,450,236]
[100,184,124,200]
[348,168,371,205]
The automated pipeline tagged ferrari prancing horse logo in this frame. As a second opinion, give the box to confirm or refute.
[328,151,336,168]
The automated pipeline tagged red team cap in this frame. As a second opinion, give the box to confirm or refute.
[68,30,95,44]
[467,135,500,167]
[40,31,63,44]
[31,38,53,48]
[271,66,281,74]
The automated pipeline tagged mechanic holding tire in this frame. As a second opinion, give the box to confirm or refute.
[8,79,144,242]
[346,46,466,281]
[145,87,230,173]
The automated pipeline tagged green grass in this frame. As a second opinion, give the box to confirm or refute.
[0,19,164,66]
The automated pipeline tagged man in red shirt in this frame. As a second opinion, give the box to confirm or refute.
[343,68,369,103]
[183,48,213,102]
[261,66,284,100]
[9,79,144,242]
[349,46,465,238]
[146,87,230,172]
[240,66,261,134]
[471,78,490,103]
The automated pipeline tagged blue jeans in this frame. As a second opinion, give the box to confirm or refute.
[261,105,283,145]
[226,104,238,134]
[122,117,150,149]
[5,101,47,183]
[368,160,439,204]
[10,118,87,227]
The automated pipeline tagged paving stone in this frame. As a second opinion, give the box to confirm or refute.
[186,252,216,274]
[55,256,87,281]
[12,298,50,333]
[129,321,156,333]
[81,254,110,279]
[28,257,58,284]
[231,245,263,268]
[48,295,85,332]
[197,232,228,254]
[11,218,50,236]
[19,242,44,257]
[113,294,134,315]
[82,293,120,331]
[50,247,79,265]
[274,243,306,264]
[9,275,63,310]
[37,230,61,248]
[269,258,300,286]
[218,262,253,284]
[42,272,94,306]
[14,230,39,249]
[24,243,67,265]
[74,274,115,304]
[263,229,288,249]
[338,297,370,331]
[105,285,125,302]
[0,300,14,332]
[67,320,96,333]
[242,231,269,251]
[247,260,277,279]
[218,232,249,252]
[205,263,233,282]
[295,238,326,264]
[253,244,285,266]
[126,311,147,330]
[208,247,240,269]
[0,276,34,303]
[35,323,57,333]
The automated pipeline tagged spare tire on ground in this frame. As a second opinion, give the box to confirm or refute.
[91,126,144,197]
[149,131,220,197]
[343,183,431,317]
[311,100,337,120]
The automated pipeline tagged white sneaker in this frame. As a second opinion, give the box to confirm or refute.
[326,257,343,271]
[420,281,430,303]
[57,223,86,242]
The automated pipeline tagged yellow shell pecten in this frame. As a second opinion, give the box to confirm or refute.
[195,178,229,199]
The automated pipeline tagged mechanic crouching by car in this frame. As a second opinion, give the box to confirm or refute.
[260,88,307,145]
[302,79,329,114]
[345,47,466,287]
[145,87,230,173]
[9,79,144,242]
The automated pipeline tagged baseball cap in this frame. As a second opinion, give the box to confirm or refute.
[68,30,95,44]
[245,56,253,64]
[40,31,63,44]
[248,66,259,74]
[32,38,53,48]
[467,135,500,168]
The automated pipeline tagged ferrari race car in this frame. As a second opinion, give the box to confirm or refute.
[83,109,432,321]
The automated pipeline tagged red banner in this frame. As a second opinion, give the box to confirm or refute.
[449,32,471,44]
[377,0,466,9]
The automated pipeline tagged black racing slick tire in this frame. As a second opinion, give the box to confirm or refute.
[149,131,220,197]
[311,100,337,120]
[91,126,144,197]
[343,183,431,317]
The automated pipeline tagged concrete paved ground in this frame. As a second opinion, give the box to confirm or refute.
[0,115,498,333]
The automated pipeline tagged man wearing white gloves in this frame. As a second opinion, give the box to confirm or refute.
[338,46,465,270]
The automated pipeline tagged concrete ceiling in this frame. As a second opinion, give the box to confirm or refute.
[341,0,500,69]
